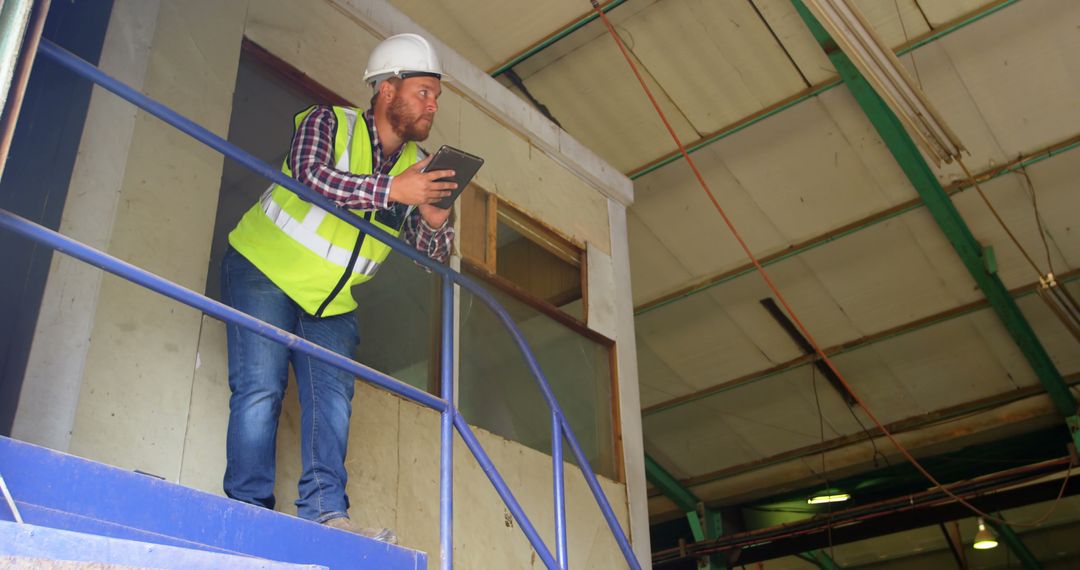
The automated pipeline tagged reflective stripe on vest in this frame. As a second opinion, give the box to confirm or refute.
[257,186,381,277]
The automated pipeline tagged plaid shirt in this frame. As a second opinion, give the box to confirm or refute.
[290,106,454,263]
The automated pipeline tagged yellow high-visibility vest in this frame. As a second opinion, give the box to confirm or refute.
[229,105,418,317]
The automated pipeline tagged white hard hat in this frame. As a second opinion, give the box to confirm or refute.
[363,33,443,85]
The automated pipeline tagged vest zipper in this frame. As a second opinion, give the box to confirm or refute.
[314,212,368,318]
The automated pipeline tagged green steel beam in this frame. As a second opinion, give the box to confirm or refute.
[790,1,1078,429]
[687,510,706,542]
[489,0,628,77]
[643,271,1080,418]
[645,455,727,568]
[703,508,725,570]
[634,133,1080,317]
[986,516,1042,570]
[794,550,841,569]
[806,550,843,570]
[645,454,700,514]
[628,0,1021,180]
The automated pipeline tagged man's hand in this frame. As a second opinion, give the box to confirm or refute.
[389,156,456,206]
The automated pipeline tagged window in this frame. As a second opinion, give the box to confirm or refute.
[457,186,619,480]
[459,187,586,321]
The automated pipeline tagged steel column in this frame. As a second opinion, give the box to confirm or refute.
[439,277,456,570]
[985,517,1043,570]
[552,411,568,568]
[790,0,1079,435]
[805,549,843,570]
[644,455,726,568]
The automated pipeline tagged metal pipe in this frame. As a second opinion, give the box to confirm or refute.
[552,411,568,568]
[453,414,558,569]
[439,277,456,570]
[628,0,1022,180]
[0,472,23,523]
[35,39,639,568]
[0,209,449,412]
[0,0,50,182]
[489,0,628,77]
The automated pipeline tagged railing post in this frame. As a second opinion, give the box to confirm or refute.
[439,276,455,570]
[552,412,568,568]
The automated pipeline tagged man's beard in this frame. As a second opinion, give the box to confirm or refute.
[387,95,433,142]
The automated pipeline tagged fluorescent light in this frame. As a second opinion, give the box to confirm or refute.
[801,0,965,166]
[807,493,851,505]
[973,518,998,550]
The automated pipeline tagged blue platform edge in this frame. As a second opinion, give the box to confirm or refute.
[0,521,327,569]
[0,437,425,570]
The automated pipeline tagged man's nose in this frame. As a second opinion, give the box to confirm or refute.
[426,98,438,113]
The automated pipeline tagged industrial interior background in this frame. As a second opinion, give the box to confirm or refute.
[387,0,1080,567]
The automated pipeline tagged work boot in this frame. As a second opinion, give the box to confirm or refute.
[323,516,399,545]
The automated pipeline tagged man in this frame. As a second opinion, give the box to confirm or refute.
[221,33,455,543]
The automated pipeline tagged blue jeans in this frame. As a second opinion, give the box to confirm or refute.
[221,246,358,523]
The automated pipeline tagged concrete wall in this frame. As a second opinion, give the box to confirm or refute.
[14,0,648,566]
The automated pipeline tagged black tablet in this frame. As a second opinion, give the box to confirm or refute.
[422,145,484,209]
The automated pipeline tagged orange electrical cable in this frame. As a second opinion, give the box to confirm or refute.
[587,0,1074,528]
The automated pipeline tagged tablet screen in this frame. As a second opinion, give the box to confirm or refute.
[422,145,484,209]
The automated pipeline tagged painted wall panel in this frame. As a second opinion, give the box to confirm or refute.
[13,0,160,452]
[67,0,248,480]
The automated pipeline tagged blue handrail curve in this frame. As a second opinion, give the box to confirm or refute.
[23,38,639,569]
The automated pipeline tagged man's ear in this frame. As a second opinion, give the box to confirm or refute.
[379,79,396,102]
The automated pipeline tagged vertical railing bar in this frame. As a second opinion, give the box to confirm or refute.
[552,411,568,569]
[561,415,641,569]
[439,277,456,570]
[35,38,640,568]
[453,414,559,569]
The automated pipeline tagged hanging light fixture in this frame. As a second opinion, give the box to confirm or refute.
[800,0,966,166]
[807,490,851,505]
[973,518,998,550]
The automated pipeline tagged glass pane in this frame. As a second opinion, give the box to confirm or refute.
[495,220,584,322]
[353,252,439,393]
[458,279,616,480]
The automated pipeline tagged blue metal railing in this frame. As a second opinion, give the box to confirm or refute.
[0,39,640,569]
